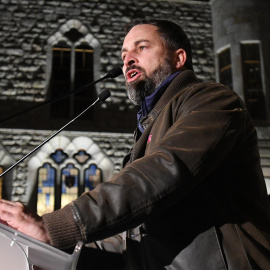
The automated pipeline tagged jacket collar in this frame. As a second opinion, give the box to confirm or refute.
[137,70,198,137]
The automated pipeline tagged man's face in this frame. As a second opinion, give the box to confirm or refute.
[121,24,174,105]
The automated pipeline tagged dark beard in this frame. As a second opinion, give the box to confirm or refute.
[126,56,174,105]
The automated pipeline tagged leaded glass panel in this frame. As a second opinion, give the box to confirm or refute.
[37,163,56,215]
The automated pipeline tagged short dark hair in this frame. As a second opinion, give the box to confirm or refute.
[125,19,193,70]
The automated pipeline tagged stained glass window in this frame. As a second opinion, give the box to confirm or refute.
[37,163,56,215]
[61,163,79,208]
[36,148,104,214]
[84,164,102,192]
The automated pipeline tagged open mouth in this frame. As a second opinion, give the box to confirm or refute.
[126,69,142,82]
[130,71,138,78]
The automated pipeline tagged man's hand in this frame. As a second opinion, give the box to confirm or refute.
[0,199,50,244]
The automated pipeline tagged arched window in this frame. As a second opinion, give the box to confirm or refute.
[36,149,104,215]
[37,163,56,215]
[61,163,80,208]
[47,20,101,120]
[84,163,102,192]
[51,43,72,118]
[30,136,114,215]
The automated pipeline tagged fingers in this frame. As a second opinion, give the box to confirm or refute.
[0,199,50,244]
[0,199,25,228]
[0,200,23,217]
[0,199,23,211]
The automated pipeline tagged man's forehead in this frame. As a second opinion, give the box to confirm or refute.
[122,24,160,50]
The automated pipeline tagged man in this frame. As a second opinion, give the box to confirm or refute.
[1,19,270,269]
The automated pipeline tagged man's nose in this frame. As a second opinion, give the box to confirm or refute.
[124,52,138,67]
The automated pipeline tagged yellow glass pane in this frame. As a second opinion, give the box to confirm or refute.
[37,193,55,215]
[37,164,56,215]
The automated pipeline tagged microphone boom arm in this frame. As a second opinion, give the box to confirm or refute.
[0,90,111,178]
[0,67,122,125]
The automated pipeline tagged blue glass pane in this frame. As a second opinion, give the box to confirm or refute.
[50,149,68,164]
[84,164,101,191]
[46,193,50,206]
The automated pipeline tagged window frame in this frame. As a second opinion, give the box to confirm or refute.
[240,40,266,120]
[217,45,233,89]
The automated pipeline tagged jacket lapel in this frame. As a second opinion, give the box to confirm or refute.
[123,71,198,166]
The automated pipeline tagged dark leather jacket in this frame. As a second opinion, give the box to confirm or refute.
[43,71,270,269]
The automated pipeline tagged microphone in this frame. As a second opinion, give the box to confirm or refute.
[0,89,111,178]
[98,89,111,102]
[0,67,123,124]
[81,67,123,88]
[107,67,123,79]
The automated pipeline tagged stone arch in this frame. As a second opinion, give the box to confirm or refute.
[46,19,101,96]
[0,144,16,200]
[25,135,114,208]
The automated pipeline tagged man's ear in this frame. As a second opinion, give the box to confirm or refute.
[175,48,187,70]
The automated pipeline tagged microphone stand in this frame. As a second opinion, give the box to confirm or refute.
[0,90,111,178]
[0,67,122,125]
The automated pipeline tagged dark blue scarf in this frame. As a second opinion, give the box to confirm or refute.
[137,71,181,133]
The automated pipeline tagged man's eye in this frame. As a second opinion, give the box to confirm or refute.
[139,46,145,51]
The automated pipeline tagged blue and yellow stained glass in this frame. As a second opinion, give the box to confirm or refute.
[84,164,102,192]
[37,163,56,215]
[61,163,79,208]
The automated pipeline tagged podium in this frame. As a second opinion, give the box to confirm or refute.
[0,222,82,270]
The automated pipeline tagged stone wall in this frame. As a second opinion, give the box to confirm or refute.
[211,0,270,119]
[0,0,214,202]
[0,128,134,202]
[0,0,214,106]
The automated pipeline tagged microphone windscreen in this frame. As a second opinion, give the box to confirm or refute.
[108,67,123,78]
[98,90,111,102]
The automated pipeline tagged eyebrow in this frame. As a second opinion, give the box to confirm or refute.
[121,39,150,54]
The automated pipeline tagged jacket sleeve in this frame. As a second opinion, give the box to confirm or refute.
[43,83,253,248]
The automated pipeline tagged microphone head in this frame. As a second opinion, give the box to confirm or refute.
[98,89,111,102]
[108,67,123,78]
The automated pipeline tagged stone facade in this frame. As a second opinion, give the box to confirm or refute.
[0,128,134,202]
[211,0,270,120]
[0,0,214,104]
[0,0,214,204]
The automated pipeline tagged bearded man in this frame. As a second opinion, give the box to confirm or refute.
[1,19,270,270]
